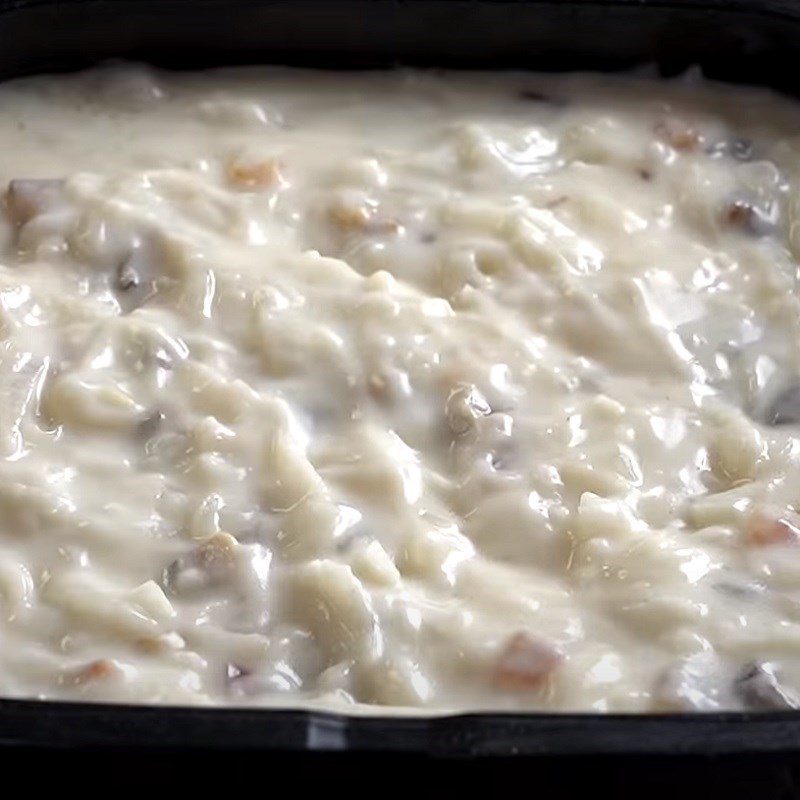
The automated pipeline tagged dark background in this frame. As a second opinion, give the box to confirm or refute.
[2,750,800,797]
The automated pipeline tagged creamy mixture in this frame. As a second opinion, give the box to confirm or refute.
[2,66,800,712]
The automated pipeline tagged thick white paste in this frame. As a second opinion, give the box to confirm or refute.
[1,65,800,711]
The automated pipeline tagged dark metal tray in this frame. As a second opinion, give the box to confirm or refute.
[2,0,800,761]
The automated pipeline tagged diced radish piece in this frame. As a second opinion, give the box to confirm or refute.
[736,661,799,710]
[493,632,564,691]
[226,159,284,190]
[68,658,122,685]
[654,652,724,711]
[4,179,63,225]
[746,511,800,547]
[654,119,701,151]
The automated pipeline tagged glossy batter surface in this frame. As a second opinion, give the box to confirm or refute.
[2,66,800,711]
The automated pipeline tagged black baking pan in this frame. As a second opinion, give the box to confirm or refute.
[2,0,800,776]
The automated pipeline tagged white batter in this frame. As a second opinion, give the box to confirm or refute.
[1,65,800,712]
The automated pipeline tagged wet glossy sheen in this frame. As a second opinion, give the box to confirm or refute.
[1,66,800,711]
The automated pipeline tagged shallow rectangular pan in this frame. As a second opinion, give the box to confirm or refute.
[2,0,800,757]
